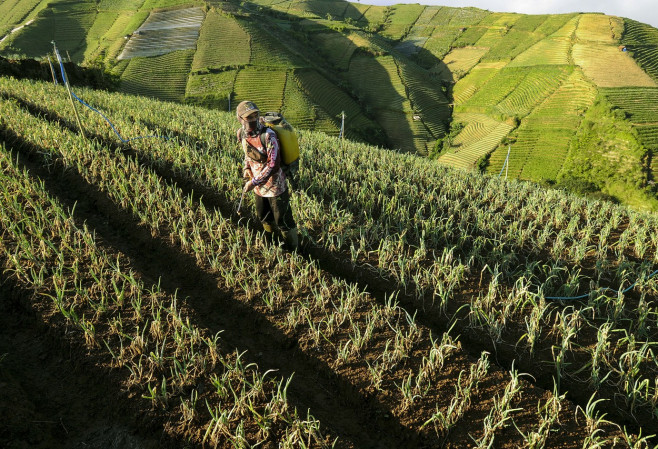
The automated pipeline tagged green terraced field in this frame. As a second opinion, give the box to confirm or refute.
[191,10,250,71]
[2,0,658,210]
[451,63,501,104]
[397,60,450,137]
[495,65,572,118]
[0,0,42,37]
[602,87,658,123]
[3,5,97,61]
[232,67,287,112]
[120,49,194,102]
[185,69,237,109]
[98,0,147,9]
[239,18,303,67]
[309,30,360,70]
[380,3,425,40]
[347,53,408,111]
[118,7,204,60]
[437,112,513,169]
[487,69,597,180]
[295,69,366,125]
[456,67,531,115]
[622,19,658,83]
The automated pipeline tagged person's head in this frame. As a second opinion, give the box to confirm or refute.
[237,100,260,132]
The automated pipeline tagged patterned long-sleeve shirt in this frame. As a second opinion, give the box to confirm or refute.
[239,124,287,197]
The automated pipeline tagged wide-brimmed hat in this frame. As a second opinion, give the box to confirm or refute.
[236,100,260,119]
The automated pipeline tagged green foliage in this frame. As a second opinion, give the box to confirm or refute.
[430,121,465,158]
[559,96,658,210]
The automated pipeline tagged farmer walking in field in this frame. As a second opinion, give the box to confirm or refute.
[236,100,298,250]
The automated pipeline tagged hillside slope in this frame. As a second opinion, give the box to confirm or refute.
[1,0,658,210]
[3,75,658,446]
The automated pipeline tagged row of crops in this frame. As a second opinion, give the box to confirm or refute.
[117,7,204,60]
[487,69,597,179]
[601,87,658,180]
[3,75,658,446]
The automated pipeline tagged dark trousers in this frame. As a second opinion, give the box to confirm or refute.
[255,189,296,231]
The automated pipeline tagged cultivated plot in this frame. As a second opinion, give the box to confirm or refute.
[118,7,204,60]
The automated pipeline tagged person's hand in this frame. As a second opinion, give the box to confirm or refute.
[243,180,255,193]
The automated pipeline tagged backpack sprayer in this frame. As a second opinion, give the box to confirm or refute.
[236,112,300,215]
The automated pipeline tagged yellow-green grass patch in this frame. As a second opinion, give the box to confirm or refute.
[191,10,250,71]
[443,46,488,76]
[438,112,512,169]
[573,42,657,87]
[478,12,522,27]
[576,14,623,43]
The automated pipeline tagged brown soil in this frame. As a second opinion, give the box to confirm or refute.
[0,92,642,448]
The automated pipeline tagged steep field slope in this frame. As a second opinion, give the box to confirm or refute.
[1,0,658,209]
[3,75,658,447]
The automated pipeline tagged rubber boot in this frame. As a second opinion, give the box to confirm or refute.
[261,222,275,243]
[281,228,299,251]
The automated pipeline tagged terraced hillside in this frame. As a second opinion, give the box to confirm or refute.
[1,0,658,209]
[3,74,658,448]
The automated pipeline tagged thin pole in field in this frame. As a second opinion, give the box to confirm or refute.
[339,111,345,140]
[506,145,510,179]
[52,42,86,140]
[47,55,57,85]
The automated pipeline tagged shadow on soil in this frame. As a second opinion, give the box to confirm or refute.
[0,111,422,447]
[2,92,655,444]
